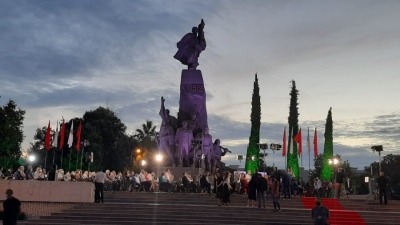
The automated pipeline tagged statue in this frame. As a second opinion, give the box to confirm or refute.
[159,97,178,132]
[194,127,212,171]
[159,97,176,166]
[188,114,202,137]
[174,19,206,70]
[175,120,194,167]
[210,139,231,173]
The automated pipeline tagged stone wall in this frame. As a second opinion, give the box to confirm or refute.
[0,201,81,219]
[0,180,94,203]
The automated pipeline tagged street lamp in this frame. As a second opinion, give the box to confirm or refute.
[28,155,36,162]
[141,160,147,166]
[258,143,268,172]
[328,157,341,182]
[136,149,141,154]
[371,145,383,174]
[156,154,163,162]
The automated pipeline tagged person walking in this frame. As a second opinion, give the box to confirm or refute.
[377,172,389,205]
[311,198,330,225]
[270,175,281,212]
[257,173,267,208]
[247,171,258,207]
[94,170,106,203]
[282,171,291,199]
[3,189,21,225]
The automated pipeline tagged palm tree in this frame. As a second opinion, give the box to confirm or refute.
[134,120,157,142]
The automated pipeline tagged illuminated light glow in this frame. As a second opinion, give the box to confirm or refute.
[141,160,146,166]
[156,154,162,162]
[28,155,36,162]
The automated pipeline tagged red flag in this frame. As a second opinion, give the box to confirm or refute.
[76,120,82,151]
[313,128,318,158]
[294,128,302,156]
[45,121,51,151]
[282,126,286,157]
[59,120,66,150]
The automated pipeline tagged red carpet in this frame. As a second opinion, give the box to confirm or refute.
[301,197,367,225]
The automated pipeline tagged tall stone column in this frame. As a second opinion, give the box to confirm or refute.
[178,69,208,130]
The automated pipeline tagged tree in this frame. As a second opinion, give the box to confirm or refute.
[31,126,56,169]
[134,120,157,142]
[245,74,261,173]
[0,97,25,169]
[309,153,342,182]
[287,80,300,178]
[321,107,333,181]
[309,154,324,182]
[82,107,128,171]
[133,120,158,169]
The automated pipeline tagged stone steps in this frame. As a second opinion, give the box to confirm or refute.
[25,192,400,225]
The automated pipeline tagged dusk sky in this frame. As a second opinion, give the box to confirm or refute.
[1,1,399,170]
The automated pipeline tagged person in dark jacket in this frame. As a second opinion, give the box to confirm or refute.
[257,173,268,208]
[377,172,389,205]
[311,198,329,225]
[247,171,258,207]
[282,171,291,199]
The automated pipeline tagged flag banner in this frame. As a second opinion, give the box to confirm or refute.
[282,126,287,157]
[294,128,302,156]
[289,129,294,154]
[307,127,311,153]
[60,120,66,150]
[313,128,318,158]
[67,121,74,148]
[76,120,82,151]
[45,121,51,151]
[53,120,59,148]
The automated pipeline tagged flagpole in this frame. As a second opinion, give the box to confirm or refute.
[52,148,56,165]
[76,150,79,170]
[45,150,48,169]
[61,148,64,169]
[308,127,311,173]
[69,148,72,171]
[80,145,85,170]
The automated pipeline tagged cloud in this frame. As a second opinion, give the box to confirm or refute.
[1,1,400,172]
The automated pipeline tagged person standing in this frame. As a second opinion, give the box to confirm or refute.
[257,173,267,208]
[270,175,281,212]
[221,172,232,206]
[377,172,389,205]
[334,168,345,199]
[3,189,21,225]
[247,171,258,207]
[282,171,291,199]
[94,170,106,203]
[311,198,330,225]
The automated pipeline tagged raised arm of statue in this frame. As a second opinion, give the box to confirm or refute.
[198,19,206,51]
[221,146,231,156]
[159,96,167,119]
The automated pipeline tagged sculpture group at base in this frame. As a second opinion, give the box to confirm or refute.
[157,19,230,173]
[158,97,231,173]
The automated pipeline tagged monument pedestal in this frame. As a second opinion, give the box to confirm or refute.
[178,70,208,128]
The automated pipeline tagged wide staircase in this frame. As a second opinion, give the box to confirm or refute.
[26,192,400,225]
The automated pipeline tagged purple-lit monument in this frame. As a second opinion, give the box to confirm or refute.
[174,19,208,133]
[157,19,230,172]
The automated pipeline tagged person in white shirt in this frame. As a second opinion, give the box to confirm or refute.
[57,169,64,181]
[34,167,45,180]
[94,170,106,203]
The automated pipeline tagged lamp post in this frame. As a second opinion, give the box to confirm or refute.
[258,143,268,172]
[371,145,383,174]
[155,153,162,177]
[328,157,340,181]
[270,144,282,168]
[80,140,89,170]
